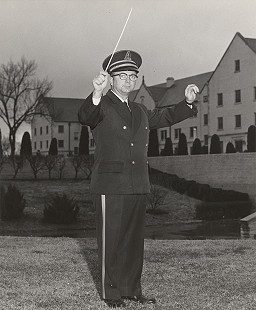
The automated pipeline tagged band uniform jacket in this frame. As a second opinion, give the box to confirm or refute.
[78,90,197,195]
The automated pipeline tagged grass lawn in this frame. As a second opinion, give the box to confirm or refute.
[1,237,256,310]
[0,179,96,236]
[0,179,200,236]
[1,178,254,309]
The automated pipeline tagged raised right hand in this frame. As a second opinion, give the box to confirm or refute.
[92,71,108,98]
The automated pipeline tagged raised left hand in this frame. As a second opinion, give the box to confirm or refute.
[185,84,199,103]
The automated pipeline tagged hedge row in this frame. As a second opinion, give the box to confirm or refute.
[149,168,252,220]
[149,168,250,202]
[196,201,252,220]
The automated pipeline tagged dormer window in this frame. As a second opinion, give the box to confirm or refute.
[235,59,240,72]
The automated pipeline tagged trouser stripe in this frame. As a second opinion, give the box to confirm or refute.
[101,195,106,299]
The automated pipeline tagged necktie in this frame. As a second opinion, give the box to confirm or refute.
[124,100,131,112]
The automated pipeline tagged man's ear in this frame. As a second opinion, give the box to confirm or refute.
[109,76,113,87]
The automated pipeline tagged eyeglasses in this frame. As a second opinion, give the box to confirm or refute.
[112,73,138,82]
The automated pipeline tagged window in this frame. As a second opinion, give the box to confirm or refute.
[217,93,223,106]
[40,141,42,149]
[190,126,197,138]
[58,140,64,148]
[203,114,208,125]
[58,125,64,133]
[204,135,208,146]
[34,142,36,150]
[174,128,181,139]
[255,113,256,126]
[46,140,49,148]
[254,87,256,101]
[74,132,79,141]
[190,127,193,138]
[34,128,37,136]
[74,147,78,155]
[235,140,243,152]
[140,96,145,104]
[235,114,241,128]
[160,130,167,141]
[235,59,240,72]
[46,126,49,134]
[40,127,42,135]
[217,117,223,130]
[235,89,241,103]
[90,138,95,148]
[203,96,208,103]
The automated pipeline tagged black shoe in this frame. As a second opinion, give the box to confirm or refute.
[122,295,156,304]
[104,299,126,308]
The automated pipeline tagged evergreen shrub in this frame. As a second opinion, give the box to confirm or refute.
[186,181,200,199]
[43,193,79,224]
[210,134,221,154]
[198,184,211,201]
[191,138,202,155]
[0,184,26,220]
[226,142,236,153]
[247,125,256,152]
[196,201,252,220]
[177,133,188,155]
[173,178,189,194]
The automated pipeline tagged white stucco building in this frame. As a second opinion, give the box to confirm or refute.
[131,32,256,154]
[31,97,95,155]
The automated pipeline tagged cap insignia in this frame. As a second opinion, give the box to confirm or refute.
[124,51,131,61]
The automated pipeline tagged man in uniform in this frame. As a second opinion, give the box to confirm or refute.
[78,50,199,308]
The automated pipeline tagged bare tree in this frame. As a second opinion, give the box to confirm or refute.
[0,57,52,156]
[27,155,45,180]
[7,155,24,179]
[69,155,83,179]
[56,155,66,179]
[80,155,94,179]
[44,155,57,180]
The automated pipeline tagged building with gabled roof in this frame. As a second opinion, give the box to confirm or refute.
[200,32,256,153]
[31,97,95,155]
[130,32,256,154]
[130,72,212,153]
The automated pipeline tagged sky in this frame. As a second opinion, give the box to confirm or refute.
[0,0,256,141]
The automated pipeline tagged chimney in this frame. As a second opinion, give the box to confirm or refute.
[166,77,175,88]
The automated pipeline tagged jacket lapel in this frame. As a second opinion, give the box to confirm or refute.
[129,101,142,136]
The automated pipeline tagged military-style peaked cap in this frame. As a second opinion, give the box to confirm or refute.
[102,50,142,74]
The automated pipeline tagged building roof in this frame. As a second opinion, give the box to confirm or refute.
[129,89,139,102]
[244,37,256,54]
[41,97,84,122]
[204,32,256,89]
[157,72,212,108]
[130,71,212,108]
[146,85,169,104]
[42,71,212,122]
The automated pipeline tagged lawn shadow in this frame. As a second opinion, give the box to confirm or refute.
[75,238,102,298]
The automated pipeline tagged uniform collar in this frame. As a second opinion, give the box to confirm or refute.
[111,90,128,103]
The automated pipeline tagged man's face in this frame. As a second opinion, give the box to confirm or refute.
[110,71,137,96]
